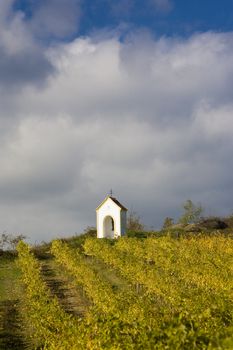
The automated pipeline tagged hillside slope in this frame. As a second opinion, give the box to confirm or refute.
[0,232,233,349]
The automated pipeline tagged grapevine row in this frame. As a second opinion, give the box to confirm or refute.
[51,240,158,324]
[84,237,233,300]
[51,239,219,349]
[83,237,233,345]
[115,236,233,295]
[83,238,178,302]
[17,240,162,349]
[17,241,82,350]
[51,240,173,349]
[16,238,233,350]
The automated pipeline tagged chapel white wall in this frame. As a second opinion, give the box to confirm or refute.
[96,198,126,238]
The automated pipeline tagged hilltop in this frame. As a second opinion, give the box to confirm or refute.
[0,225,233,349]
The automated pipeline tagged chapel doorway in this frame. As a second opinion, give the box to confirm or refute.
[103,215,115,238]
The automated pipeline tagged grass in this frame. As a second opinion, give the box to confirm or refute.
[85,255,130,292]
[0,254,27,349]
[0,255,20,301]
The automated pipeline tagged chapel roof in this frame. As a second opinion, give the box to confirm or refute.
[96,196,128,211]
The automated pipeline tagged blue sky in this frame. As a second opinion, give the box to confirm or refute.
[0,0,233,242]
[79,0,233,36]
[14,0,233,39]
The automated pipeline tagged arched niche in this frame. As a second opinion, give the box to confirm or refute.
[103,215,115,238]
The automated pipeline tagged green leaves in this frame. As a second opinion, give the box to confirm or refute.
[16,236,233,349]
[179,199,203,225]
[83,236,233,349]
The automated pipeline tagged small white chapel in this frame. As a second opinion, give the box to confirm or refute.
[96,194,127,238]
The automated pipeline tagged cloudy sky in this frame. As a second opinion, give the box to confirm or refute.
[1,0,233,242]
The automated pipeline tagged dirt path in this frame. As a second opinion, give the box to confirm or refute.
[0,251,90,350]
[40,258,90,317]
[0,300,27,350]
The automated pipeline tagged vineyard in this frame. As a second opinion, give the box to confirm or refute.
[0,234,233,349]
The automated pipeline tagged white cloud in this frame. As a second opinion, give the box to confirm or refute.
[1,30,233,240]
[194,102,233,139]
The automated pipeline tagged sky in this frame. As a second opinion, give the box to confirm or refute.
[1,0,233,243]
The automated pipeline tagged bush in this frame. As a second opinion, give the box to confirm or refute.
[179,200,203,225]
[127,211,145,232]
[0,232,27,251]
[162,217,174,229]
